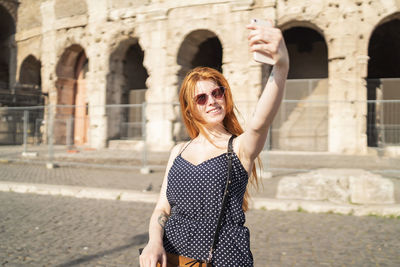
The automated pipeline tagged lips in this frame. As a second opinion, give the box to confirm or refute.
[207,107,221,113]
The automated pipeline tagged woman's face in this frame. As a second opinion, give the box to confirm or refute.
[193,79,226,126]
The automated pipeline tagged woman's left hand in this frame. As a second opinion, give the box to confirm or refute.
[246,20,289,68]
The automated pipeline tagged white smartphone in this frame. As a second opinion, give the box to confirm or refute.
[251,18,276,65]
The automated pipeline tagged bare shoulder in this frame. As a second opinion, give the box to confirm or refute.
[162,142,187,181]
[168,142,187,161]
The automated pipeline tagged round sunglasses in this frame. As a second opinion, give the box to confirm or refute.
[193,86,226,105]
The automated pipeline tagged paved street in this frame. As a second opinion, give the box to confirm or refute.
[1,162,399,203]
[0,162,279,199]
[1,192,399,267]
[0,162,165,194]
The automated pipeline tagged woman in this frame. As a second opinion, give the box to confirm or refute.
[140,21,289,267]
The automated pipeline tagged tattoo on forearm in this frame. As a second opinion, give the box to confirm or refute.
[158,213,169,228]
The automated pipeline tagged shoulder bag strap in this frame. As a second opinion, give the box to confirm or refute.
[207,135,236,263]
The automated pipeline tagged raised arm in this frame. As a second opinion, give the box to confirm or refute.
[139,144,183,267]
[237,22,289,163]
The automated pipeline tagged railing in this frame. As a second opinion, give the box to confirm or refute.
[0,100,399,171]
[0,101,399,150]
[367,99,400,146]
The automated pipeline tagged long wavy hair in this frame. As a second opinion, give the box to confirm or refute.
[179,66,260,212]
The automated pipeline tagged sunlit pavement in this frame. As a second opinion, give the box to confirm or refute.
[1,192,399,267]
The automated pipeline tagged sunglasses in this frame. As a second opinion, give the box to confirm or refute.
[193,86,226,105]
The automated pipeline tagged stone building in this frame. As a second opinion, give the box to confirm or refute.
[1,0,399,153]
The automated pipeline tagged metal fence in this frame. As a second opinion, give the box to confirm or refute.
[271,99,400,150]
[0,99,399,172]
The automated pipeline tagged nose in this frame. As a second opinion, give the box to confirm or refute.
[207,94,218,105]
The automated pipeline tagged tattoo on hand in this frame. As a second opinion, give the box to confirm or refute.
[158,213,169,228]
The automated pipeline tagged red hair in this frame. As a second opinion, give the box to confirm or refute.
[179,67,260,212]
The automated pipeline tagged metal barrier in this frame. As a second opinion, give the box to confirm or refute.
[270,99,328,151]
[0,99,399,172]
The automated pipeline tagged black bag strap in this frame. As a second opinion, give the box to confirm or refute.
[207,135,236,263]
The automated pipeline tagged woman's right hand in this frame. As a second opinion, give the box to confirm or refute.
[139,242,167,267]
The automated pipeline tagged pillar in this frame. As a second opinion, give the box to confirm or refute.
[327,32,368,154]
[138,11,175,151]
[86,0,108,148]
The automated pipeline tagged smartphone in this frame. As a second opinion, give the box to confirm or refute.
[251,18,276,65]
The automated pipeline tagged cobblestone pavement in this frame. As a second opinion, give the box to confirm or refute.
[1,162,399,202]
[0,162,164,193]
[1,192,399,267]
[0,162,278,199]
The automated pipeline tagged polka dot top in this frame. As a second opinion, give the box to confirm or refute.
[163,136,254,266]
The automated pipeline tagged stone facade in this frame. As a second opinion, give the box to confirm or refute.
[2,0,400,152]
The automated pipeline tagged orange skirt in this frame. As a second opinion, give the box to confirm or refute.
[156,252,211,267]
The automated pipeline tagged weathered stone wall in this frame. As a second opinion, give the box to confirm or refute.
[54,0,87,19]
[17,0,42,32]
[108,0,150,9]
[14,0,42,85]
[11,0,400,152]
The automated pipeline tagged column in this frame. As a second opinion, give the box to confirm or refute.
[40,0,57,144]
[40,0,57,103]
[138,12,175,151]
[86,0,108,148]
[328,34,368,154]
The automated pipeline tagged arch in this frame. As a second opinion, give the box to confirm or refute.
[0,4,15,39]
[174,29,223,142]
[279,20,325,38]
[283,26,328,79]
[124,43,148,92]
[366,15,400,147]
[55,44,89,146]
[367,18,400,79]
[0,4,16,88]
[369,11,400,36]
[56,44,85,79]
[176,29,223,89]
[19,55,41,88]
[106,38,149,140]
[269,24,329,151]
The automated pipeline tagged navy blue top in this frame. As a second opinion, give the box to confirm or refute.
[163,139,253,266]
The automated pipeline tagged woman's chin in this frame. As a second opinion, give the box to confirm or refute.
[204,115,225,126]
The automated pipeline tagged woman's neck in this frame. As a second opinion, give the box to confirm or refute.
[196,123,230,144]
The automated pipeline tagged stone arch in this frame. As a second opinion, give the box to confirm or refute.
[367,17,400,79]
[283,26,328,79]
[176,29,223,89]
[366,14,400,147]
[0,4,16,89]
[19,55,41,88]
[174,29,223,142]
[106,38,149,140]
[55,44,89,146]
[269,23,329,151]
[279,20,325,39]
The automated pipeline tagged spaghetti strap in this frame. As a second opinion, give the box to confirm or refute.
[228,135,236,153]
[178,139,193,155]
